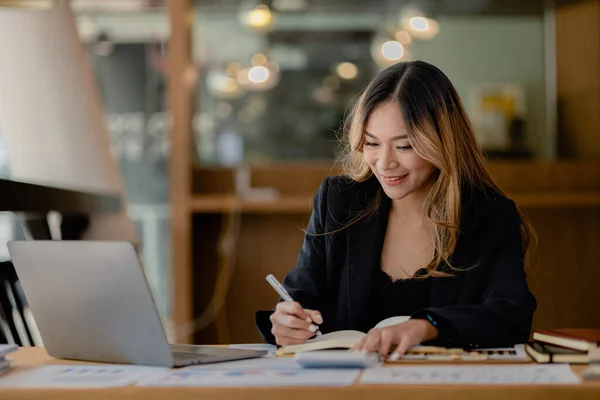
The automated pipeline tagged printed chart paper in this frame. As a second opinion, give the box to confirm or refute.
[138,368,361,387]
[360,364,580,385]
[0,365,167,388]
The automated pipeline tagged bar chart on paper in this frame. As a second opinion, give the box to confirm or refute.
[138,368,361,387]
[360,365,581,385]
[0,365,167,389]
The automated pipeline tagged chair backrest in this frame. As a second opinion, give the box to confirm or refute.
[0,212,101,346]
[0,260,37,346]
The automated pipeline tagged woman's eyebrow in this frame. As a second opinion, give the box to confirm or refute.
[364,131,408,140]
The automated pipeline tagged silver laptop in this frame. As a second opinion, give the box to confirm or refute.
[7,240,267,367]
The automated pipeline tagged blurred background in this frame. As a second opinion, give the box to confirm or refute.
[0,0,599,346]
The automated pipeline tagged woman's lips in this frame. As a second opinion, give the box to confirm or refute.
[380,174,408,186]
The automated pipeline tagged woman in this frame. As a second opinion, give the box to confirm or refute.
[256,60,537,361]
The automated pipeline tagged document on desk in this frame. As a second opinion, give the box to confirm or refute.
[138,368,361,387]
[0,365,167,389]
[360,364,581,385]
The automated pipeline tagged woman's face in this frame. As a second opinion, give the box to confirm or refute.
[362,101,435,201]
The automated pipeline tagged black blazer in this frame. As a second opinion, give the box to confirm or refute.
[256,175,537,349]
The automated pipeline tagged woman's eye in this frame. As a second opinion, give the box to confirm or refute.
[397,145,413,151]
[365,141,379,147]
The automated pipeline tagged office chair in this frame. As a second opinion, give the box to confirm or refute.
[0,214,59,346]
[0,214,90,345]
[0,260,36,346]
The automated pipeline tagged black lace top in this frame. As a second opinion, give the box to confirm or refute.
[368,267,431,329]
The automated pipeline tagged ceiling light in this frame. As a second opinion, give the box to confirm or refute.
[206,70,246,100]
[250,53,268,66]
[371,36,411,67]
[247,66,270,84]
[381,41,404,61]
[400,5,440,40]
[394,30,412,45]
[238,64,280,92]
[241,4,274,30]
[336,62,358,80]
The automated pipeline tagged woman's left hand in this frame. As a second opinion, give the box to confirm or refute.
[350,319,438,361]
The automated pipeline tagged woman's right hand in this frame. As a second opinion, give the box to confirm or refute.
[269,301,323,346]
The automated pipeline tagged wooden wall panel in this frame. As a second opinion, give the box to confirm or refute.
[225,214,309,343]
[192,213,309,344]
[526,208,600,329]
[556,1,600,96]
[556,0,600,158]
[488,162,555,192]
[193,163,337,195]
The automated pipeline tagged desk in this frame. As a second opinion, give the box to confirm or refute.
[1,347,599,400]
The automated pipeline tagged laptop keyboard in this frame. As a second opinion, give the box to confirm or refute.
[173,351,204,360]
[172,351,205,366]
[169,345,266,367]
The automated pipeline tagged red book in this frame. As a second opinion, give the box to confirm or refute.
[533,329,600,352]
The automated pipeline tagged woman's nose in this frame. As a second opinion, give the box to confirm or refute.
[378,148,399,171]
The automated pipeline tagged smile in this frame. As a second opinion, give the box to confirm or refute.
[380,174,408,186]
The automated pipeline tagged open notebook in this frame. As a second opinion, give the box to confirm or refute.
[277,316,411,355]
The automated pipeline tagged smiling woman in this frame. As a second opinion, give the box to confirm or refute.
[339,61,535,279]
[256,60,537,361]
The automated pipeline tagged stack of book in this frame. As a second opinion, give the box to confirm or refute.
[0,344,18,374]
[526,329,600,364]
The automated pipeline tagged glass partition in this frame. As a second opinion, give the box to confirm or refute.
[75,6,171,320]
[190,1,550,164]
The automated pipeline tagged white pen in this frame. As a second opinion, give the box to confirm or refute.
[266,274,323,337]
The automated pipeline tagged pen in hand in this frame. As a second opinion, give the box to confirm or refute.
[266,274,323,337]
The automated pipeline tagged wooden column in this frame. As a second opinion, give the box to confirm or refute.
[168,0,193,343]
[555,0,600,158]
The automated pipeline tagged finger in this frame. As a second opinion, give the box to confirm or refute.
[361,330,382,353]
[304,309,323,325]
[275,335,309,346]
[271,312,316,331]
[388,335,411,361]
[276,301,309,320]
[379,329,394,357]
[350,336,368,352]
[352,328,377,352]
[271,324,316,341]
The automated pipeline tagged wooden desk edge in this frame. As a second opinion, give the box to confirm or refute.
[1,347,599,400]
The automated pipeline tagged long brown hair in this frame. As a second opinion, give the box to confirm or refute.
[339,60,535,277]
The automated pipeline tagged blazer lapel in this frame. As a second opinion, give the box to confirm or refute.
[344,189,390,332]
[428,187,482,307]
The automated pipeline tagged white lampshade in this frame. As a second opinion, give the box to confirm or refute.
[0,0,136,241]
